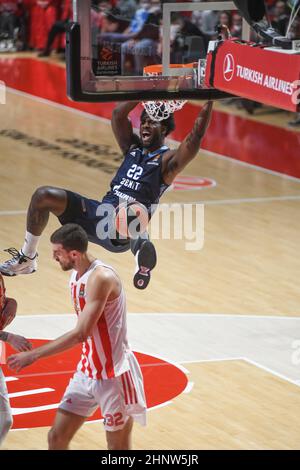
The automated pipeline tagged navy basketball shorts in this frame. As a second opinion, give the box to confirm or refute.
[58,190,130,253]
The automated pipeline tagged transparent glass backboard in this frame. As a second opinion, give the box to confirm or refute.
[67,0,250,102]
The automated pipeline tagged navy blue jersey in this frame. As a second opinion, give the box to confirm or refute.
[102,145,170,214]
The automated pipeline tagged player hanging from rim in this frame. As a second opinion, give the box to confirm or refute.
[0,101,213,289]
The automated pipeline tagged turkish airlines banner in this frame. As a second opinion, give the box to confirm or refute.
[205,40,300,112]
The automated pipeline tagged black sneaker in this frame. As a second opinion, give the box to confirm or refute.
[133,241,157,290]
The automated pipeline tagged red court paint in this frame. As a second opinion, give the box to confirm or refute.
[172,176,216,191]
[2,340,188,429]
[0,58,299,178]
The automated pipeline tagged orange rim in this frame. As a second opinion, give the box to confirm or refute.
[144,62,196,75]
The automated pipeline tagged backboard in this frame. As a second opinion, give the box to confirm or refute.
[67,1,250,102]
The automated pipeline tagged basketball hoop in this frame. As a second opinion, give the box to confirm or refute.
[142,63,197,122]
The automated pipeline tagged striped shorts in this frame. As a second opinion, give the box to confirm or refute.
[59,353,147,431]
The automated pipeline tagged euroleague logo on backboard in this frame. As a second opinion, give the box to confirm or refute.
[3,340,189,429]
[101,47,113,61]
[223,54,235,82]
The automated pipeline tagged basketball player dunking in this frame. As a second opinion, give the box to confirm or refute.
[0,275,31,447]
[8,224,146,450]
[0,101,213,289]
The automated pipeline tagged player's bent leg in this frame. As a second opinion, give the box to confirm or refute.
[28,186,68,234]
[0,186,67,277]
[48,409,86,450]
[105,416,134,451]
[115,202,157,289]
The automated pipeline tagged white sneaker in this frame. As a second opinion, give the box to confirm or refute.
[0,248,38,276]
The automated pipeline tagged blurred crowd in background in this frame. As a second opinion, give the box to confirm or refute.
[0,0,299,125]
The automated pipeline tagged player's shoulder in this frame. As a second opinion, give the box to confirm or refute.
[88,265,122,300]
[89,265,120,287]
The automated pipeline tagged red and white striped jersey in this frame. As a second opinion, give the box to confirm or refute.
[70,260,131,380]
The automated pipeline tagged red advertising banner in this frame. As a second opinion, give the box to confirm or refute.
[205,40,300,112]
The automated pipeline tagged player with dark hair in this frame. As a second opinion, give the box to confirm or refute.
[0,274,31,447]
[8,224,146,450]
[0,101,213,289]
[50,223,88,254]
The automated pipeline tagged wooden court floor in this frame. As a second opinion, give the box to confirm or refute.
[1,88,300,449]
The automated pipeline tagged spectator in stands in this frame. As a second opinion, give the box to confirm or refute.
[97,0,159,75]
[100,8,123,34]
[191,0,218,38]
[99,0,149,43]
[29,1,58,51]
[0,0,20,51]
[123,0,152,36]
[91,0,113,32]
[115,0,137,22]
[287,15,300,39]
[38,0,72,57]
[200,10,219,40]
[191,0,219,41]
[218,10,232,31]
[0,0,29,52]
[271,0,289,36]
[231,12,243,39]
[121,0,161,74]
[215,10,232,40]
[170,12,207,63]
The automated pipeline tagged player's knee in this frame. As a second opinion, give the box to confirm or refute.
[31,186,54,208]
[31,186,62,210]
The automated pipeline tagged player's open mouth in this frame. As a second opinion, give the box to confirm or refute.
[142,131,151,141]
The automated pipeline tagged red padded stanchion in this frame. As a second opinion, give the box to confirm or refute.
[205,39,300,112]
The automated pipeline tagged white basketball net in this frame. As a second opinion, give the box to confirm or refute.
[142,99,187,122]
[142,66,188,121]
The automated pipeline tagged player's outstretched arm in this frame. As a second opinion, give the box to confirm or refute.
[7,270,114,372]
[112,101,140,154]
[0,331,32,352]
[162,101,213,185]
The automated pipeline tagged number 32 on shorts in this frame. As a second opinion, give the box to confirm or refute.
[104,412,124,427]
